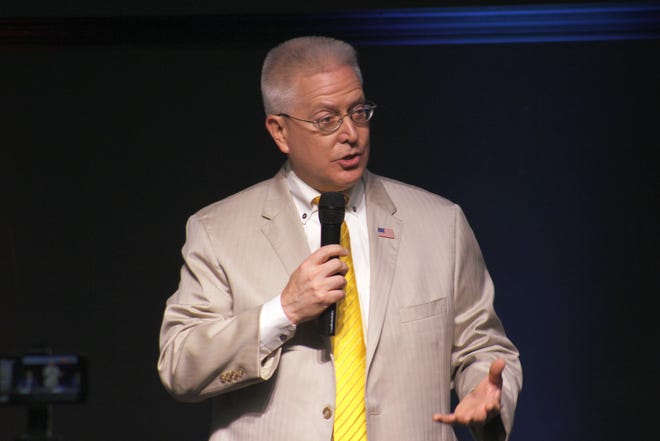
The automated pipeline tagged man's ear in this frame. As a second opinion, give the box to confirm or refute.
[265,115,290,154]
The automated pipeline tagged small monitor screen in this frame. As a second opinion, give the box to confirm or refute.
[0,354,86,405]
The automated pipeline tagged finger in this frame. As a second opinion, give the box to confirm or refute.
[432,413,457,424]
[489,358,505,385]
[326,273,348,294]
[485,400,501,413]
[326,257,348,276]
[314,244,348,262]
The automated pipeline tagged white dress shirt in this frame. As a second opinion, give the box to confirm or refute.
[258,168,371,360]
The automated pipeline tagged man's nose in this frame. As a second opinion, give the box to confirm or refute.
[337,116,359,143]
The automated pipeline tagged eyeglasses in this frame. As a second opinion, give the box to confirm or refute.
[278,102,376,134]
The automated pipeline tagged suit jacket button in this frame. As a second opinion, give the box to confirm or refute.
[322,407,333,420]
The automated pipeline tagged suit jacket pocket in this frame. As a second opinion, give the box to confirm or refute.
[399,297,447,323]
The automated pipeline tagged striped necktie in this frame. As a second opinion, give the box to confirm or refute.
[332,217,368,440]
[312,195,368,440]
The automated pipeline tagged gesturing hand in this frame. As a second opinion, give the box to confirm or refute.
[433,359,505,426]
[280,244,348,325]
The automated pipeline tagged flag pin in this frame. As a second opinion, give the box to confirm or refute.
[377,227,395,239]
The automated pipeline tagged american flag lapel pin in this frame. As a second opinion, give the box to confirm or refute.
[377,227,395,239]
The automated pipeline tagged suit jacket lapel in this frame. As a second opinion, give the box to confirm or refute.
[364,171,402,369]
[260,167,310,276]
[259,168,403,369]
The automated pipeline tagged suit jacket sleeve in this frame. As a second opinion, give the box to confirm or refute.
[450,206,522,441]
[157,213,282,402]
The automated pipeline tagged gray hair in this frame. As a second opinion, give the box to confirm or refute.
[260,36,363,115]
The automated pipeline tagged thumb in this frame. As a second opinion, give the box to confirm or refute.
[489,359,505,386]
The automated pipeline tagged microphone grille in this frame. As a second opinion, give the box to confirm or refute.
[318,192,346,225]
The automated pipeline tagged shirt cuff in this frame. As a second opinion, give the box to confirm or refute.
[259,294,297,359]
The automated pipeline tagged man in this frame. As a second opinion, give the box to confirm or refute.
[158,36,522,441]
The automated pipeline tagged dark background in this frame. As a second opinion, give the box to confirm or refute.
[1,1,658,440]
[0,0,618,16]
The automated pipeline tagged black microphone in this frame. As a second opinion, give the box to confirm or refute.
[317,192,346,336]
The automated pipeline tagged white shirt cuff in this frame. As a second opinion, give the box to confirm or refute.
[259,294,296,358]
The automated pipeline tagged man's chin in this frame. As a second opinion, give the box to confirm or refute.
[330,170,365,192]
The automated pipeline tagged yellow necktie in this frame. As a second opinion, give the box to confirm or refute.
[333,221,368,441]
[312,195,367,440]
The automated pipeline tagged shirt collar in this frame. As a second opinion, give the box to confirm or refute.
[285,165,366,223]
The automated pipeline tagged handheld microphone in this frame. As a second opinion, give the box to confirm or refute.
[317,192,345,336]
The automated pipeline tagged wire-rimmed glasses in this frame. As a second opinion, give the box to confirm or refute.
[278,102,376,134]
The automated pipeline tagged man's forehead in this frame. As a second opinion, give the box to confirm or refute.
[292,68,363,107]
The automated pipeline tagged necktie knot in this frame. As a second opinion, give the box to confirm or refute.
[311,193,350,208]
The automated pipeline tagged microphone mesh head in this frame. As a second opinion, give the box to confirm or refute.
[318,192,345,225]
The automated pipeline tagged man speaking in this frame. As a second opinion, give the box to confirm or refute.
[158,35,522,441]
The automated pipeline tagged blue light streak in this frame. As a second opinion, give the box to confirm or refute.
[311,2,660,45]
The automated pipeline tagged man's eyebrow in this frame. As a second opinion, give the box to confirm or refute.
[310,97,366,114]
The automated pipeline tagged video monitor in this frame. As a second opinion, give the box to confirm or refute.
[0,354,86,405]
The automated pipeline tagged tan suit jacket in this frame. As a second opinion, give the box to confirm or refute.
[158,166,522,441]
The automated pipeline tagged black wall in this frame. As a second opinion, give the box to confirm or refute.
[1,14,657,441]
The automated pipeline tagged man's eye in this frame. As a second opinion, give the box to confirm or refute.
[317,115,337,125]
